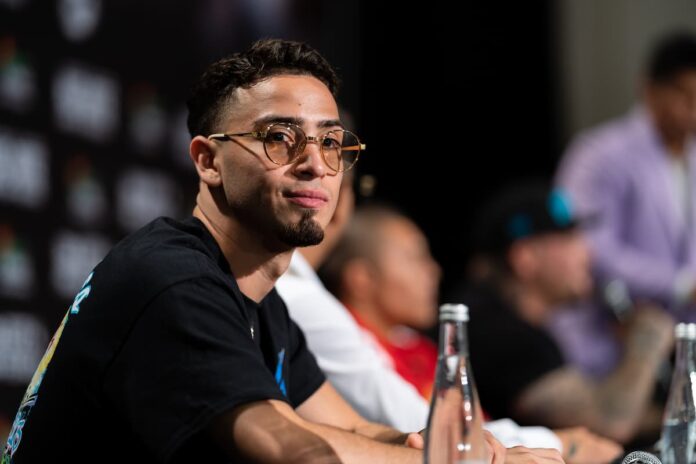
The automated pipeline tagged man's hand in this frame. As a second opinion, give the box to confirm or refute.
[486,431,565,464]
[485,430,507,464]
[407,428,567,464]
[554,427,623,464]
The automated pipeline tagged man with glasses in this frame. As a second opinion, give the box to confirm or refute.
[1,39,414,464]
[207,120,364,173]
[2,39,563,464]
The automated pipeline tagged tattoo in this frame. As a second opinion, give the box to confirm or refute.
[628,326,663,359]
[566,441,577,458]
[516,368,595,425]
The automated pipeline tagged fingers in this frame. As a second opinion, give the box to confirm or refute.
[404,432,424,450]
[484,430,507,464]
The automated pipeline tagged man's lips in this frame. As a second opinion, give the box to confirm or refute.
[284,190,329,208]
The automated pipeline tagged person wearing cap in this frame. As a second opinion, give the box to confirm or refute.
[452,183,674,447]
[315,202,622,463]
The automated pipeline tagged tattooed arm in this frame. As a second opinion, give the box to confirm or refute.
[514,306,673,444]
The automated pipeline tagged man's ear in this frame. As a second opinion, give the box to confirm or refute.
[190,135,222,187]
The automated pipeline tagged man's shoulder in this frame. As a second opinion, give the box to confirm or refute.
[97,217,227,293]
[569,109,648,159]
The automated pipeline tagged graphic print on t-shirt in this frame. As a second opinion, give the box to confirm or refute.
[2,272,93,463]
[275,348,287,397]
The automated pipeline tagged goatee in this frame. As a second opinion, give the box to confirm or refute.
[279,211,324,247]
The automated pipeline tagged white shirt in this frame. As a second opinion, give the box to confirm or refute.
[276,252,561,450]
[276,251,429,432]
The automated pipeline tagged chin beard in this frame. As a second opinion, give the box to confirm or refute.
[278,211,324,247]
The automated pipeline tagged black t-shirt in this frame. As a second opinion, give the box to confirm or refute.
[460,283,564,423]
[2,217,325,463]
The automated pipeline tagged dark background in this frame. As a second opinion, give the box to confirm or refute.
[361,2,558,296]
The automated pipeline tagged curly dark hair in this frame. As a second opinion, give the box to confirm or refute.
[186,38,340,138]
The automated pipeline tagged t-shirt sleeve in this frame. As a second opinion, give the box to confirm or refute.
[284,308,326,407]
[103,277,287,462]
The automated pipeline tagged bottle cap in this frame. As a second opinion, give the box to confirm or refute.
[439,303,469,322]
[675,323,696,340]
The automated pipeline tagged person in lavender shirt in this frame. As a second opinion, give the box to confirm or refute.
[552,32,696,378]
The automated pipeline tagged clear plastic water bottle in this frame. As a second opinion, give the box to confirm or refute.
[661,323,696,464]
[424,304,488,464]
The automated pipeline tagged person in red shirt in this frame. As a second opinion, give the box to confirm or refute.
[319,205,441,399]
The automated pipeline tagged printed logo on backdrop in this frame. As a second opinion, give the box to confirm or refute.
[0,129,49,209]
[52,63,119,142]
[127,83,167,156]
[57,0,102,42]
[116,168,179,232]
[0,312,47,384]
[64,154,108,228]
[50,231,109,299]
[0,225,34,299]
[0,38,36,113]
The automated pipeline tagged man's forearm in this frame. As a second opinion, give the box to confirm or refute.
[211,399,422,464]
[351,419,412,444]
[594,342,664,439]
[516,366,653,444]
[304,420,422,464]
[587,307,673,442]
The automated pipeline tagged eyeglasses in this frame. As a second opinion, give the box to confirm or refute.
[207,122,365,172]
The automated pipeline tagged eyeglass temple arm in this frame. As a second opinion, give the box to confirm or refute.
[207,132,262,141]
[343,144,366,150]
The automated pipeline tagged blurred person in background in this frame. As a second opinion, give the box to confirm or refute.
[450,183,674,447]
[320,205,441,400]
[552,31,696,400]
[302,197,621,463]
[556,31,696,318]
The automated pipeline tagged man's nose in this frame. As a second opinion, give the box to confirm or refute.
[293,139,328,177]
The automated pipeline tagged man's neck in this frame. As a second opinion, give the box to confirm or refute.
[663,133,688,158]
[299,246,325,270]
[193,203,293,303]
[346,300,395,341]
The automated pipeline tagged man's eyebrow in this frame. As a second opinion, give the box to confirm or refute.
[253,115,303,128]
[318,119,344,129]
[252,115,344,130]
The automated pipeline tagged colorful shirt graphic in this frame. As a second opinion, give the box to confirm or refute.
[2,272,92,463]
